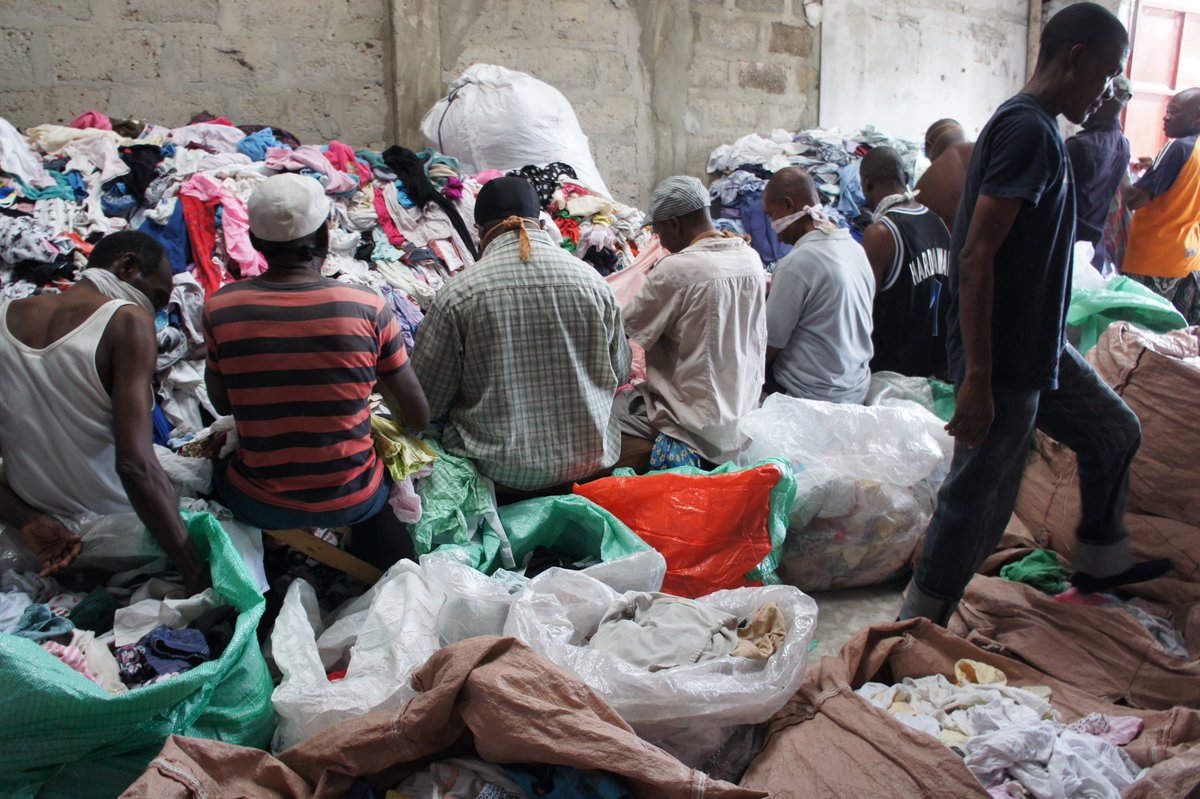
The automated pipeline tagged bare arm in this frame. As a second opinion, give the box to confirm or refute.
[946,194,1022,448]
[860,222,897,296]
[1122,181,1151,211]
[765,345,782,367]
[378,364,431,432]
[205,367,232,416]
[109,309,210,594]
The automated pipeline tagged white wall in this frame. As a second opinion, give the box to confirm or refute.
[818,0,1030,140]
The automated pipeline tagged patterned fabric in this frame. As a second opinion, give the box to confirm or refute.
[204,276,408,512]
[649,432,702,471]
[507,162,578,206]
[412,228,631,491]
[1126,272,1200,326]
[41,641,94,680]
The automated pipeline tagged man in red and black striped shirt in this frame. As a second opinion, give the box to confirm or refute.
[203,174,429,543]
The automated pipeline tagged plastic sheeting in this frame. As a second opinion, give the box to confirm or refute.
[505,567,817,767]
[738,394,953,591]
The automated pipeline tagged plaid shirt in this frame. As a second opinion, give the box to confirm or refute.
[412,229,632,490]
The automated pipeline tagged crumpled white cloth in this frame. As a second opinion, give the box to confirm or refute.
[0,116,52,187]
[113,587,217,646]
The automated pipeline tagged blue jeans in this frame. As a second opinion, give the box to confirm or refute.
[212,457,390,530]
[901,345,1141,624]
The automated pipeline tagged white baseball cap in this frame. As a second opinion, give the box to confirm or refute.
[248,173,331,242]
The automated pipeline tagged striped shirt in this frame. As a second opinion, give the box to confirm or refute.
[203,277,408,512]
[412,228,631,491]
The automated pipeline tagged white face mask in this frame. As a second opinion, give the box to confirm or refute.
[770,204,838,235]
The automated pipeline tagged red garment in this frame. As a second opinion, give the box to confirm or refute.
[324,141,370,186]
[180,193,233,296]
[554,215,581,245]
[373,186,406,247]
[68,110,112,131]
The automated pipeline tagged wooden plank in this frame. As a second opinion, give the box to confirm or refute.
[264,528,383,585]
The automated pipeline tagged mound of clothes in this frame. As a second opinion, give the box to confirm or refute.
[0,109,650,442]
[705,127,922,268]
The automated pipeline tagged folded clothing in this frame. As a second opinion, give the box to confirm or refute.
[116,623,211,687]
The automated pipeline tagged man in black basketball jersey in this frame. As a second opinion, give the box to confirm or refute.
[860,146,952,378]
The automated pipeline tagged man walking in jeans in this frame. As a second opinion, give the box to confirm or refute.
[899,2,1169,625]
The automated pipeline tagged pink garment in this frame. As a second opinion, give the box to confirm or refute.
[1053,587,1113,607]
[68,110,112,131]
[178,173,267,279]
[473,169,505,184]
[324,141,370,185]
[388,477,421,524]
[373,183,406,246]
[605,236,665,386]
[207,116,234,126]
[42,641,95,681]
[264,146,357,194]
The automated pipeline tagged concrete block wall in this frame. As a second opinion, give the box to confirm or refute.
[0,0,391,148]
[0,0,820,205]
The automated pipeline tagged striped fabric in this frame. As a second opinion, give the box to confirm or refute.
[203,277,408,512]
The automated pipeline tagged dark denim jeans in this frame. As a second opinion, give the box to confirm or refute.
[212,457,390,530]
[901,345,1141,624]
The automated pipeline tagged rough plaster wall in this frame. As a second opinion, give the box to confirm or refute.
[0,0,390,148]
[442,0,821,205]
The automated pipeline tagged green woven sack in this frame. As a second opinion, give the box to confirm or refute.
[0,511,273,798]
[1068,277,1186,353]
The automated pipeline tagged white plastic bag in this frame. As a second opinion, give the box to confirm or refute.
[504,568,816,766]
[738,394,953,591]
[421,548,667,645]
[270,560,443,751]
[421,64,610,197]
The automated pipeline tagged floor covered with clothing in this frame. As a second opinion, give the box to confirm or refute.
[1,63,1199,799]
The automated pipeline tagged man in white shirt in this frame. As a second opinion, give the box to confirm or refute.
[616,176,767,466]
[762,167,875,404]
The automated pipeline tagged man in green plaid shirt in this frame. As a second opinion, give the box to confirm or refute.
[412,177,632,491]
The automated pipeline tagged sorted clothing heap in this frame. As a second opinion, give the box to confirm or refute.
[706,127,922,267]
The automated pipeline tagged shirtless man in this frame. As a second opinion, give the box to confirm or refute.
[916,119,976,230]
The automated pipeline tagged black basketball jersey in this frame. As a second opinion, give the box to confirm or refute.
[870,205,951,378]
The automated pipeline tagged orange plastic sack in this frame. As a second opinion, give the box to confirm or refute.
[574,461,792,597]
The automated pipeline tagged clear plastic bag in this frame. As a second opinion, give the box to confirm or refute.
[504,567,817,767]
[738,394,953,591]
[269,560,443,752]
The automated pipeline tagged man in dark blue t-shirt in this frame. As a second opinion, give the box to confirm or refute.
[1066,75,1132,270]
[899,2,1170,626]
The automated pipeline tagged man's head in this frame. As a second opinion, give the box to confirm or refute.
[859,146,910,209]
[924,119,965,162]
[473,176,542,245]
[1164,87,1200,139]
[1084,73,1132,128]
[1036,2,1129,125]
[763,167,821,245]
[247,173,331,265]
[88,231,172,310]
[644,175,714,253]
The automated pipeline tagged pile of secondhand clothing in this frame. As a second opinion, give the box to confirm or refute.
[0,109,648,442]
[705,127,922,267]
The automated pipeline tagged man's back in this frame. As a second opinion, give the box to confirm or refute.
[767,228,875,404]
[0,293,134,516]
[1066,122,1130,249]
[623,235,766,459]
[412,229,630,491]
[916,141,975,230]
[204,277,408,512]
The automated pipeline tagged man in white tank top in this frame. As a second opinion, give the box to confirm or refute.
[0,231,208,593]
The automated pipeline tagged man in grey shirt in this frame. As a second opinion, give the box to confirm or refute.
[762,167,875,404]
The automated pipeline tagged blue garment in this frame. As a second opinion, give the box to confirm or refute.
[946,93,1075,391]
[12,604,74,642]
[66,171,88,200]
[152,403,173,447]
[504,765,633,799]
[100,182,137,217]
[909,346,1139,622]
[236,127,284,162]
[1066,122,1130,252]
[142,624,209,675]
[14,172,75,201]
[212,456,391,529]
[836,161,865,219]
[138,202,190,273]
[722,189,791,266]
[649,432,701,471]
